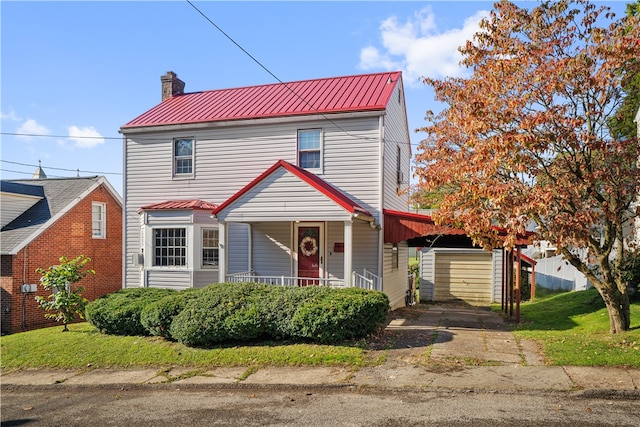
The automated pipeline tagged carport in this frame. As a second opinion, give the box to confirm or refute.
[383,209,534,321]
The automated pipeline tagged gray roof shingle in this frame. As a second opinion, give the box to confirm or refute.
[1,176,102,254]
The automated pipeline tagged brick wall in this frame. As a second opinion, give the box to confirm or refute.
[3,183,123,334]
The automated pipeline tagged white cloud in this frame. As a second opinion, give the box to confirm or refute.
[1,110,21,122]
[359,7,490,86]
[16,119,51,139]
[67,126,105,148]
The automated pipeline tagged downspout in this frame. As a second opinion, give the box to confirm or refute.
[378,115,385,288]
[121,133,127,290]
[21,246,28,330]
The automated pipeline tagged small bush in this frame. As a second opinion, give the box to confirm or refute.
[169,283,272,347]
[140,288,203,339]
[86,288,175,336]
[290,287,389,343]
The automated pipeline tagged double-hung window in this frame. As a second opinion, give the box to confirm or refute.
[153,228,186,266]
[297,129,322,171]
[202,228,219,268]
[92,202,106,238]
[174,138,194,176]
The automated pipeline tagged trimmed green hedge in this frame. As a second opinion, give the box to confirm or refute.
[86,283,390,346]
[140,288,202,339]
[85,288,175,336]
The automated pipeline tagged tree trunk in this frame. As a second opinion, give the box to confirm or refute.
[599,286,630,334]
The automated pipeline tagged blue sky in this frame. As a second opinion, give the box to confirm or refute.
[1,1,629,194]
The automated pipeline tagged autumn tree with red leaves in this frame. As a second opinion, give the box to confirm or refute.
[414,0,640,333]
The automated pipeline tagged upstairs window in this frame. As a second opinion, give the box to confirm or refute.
[297,129,322,171]
[174,138,194,176]
[92,202,106,238]
[202,228,219,268]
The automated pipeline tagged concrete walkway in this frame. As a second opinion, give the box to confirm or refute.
[2,304,639,394]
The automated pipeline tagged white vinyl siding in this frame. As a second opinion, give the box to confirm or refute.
[124,113,386,289]
[383,241,408,309]
[146,270,191,290]
[382,80,411,212]
[251,222,293,277]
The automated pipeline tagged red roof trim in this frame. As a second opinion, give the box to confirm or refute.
[138,199,217,213]
[212,160,371,217]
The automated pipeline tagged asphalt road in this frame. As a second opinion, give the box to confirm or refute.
[2,385,639,426]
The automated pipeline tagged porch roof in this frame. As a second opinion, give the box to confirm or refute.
[212,160,371,221]
[138,199,217,213]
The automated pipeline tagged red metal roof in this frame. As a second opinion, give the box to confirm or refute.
[138,199,217,213]
[212,160,371,217]
[121,71,402,129]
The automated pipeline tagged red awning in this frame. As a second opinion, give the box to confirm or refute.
[383,209,466,243]
[383,209,533,246]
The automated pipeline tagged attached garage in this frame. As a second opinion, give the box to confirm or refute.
[420,248,503,304]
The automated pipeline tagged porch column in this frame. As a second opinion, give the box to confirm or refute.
[343,220,353,286]
[218,221,227,283]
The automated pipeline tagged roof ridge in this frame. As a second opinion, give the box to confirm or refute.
[174,71,402,97]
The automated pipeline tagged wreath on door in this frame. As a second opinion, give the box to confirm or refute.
[299,236,318,257]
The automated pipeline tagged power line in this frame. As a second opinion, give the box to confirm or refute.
[0,132,120,140]
[184,0,412,148]
[1,160,122,176]
[1,168,67,179]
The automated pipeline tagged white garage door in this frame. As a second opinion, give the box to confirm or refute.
[434,252,493,303]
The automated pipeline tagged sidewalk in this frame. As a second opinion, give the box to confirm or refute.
[2,304,639,394]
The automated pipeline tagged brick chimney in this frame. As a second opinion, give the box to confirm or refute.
[161,71,185,101]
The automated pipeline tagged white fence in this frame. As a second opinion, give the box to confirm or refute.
[226,268,381,291]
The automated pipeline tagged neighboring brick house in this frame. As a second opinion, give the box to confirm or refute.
[0,175,122,334]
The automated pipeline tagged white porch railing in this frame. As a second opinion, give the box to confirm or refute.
[226,269,381,291]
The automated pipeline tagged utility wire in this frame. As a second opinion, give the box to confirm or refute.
[1,131,425,147]
[1,168,66,179]
[184,0,410,147]
[1,160,122,176]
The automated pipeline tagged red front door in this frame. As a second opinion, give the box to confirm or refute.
[297,225,320,286]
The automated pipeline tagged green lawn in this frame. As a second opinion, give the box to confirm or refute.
[2,287,639,371]
[506,287,640,367]
[0,323,374,372]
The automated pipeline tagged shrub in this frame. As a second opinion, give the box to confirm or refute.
[140,288,203,339]
[86,288,175,336]
[290,287,389,343]
[169,283,272,347]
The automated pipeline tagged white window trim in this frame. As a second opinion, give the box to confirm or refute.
[297,128,323,173]
[201,227,220,269]
[92,202,106,239]
[150,227,188,268]
[173,137,195,179]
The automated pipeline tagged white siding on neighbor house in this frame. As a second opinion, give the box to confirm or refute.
[383,242,409,309]
[251,222,293,277]
[124,114,384,289]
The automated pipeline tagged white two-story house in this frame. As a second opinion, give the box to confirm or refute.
[120,71,413,308]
